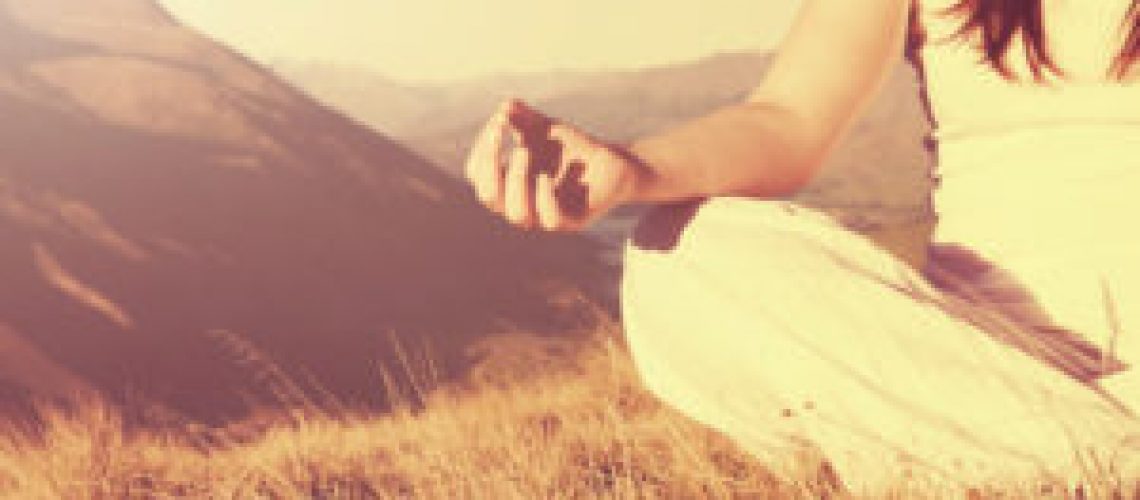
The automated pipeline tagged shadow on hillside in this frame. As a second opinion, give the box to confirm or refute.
[0,2,613,424]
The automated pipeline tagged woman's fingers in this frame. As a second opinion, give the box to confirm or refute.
[503,146,536,228]
[465,102,510,210]
[501,99,554,229]
[471,98,611,231]
[535,171,567,231]
[505,99,553,143]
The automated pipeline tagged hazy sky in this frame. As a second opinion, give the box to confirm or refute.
[158,0,800,83]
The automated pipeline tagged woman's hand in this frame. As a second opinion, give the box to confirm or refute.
[466,1,909,220]
[465,99,645,231]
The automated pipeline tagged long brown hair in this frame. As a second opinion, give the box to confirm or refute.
[947,0,1140,80]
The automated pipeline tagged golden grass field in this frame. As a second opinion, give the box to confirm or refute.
[0,315,1133,499]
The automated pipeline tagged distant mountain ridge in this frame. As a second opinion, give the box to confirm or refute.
[274,52,776,166]
[279,51,933,214]
[279,51,935,263]
[0,0,608,422]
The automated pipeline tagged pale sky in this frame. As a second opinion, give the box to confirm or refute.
[158,0,800,83]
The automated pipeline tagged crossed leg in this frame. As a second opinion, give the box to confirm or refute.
[621,197,1140,492]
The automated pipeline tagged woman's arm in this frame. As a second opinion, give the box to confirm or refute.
[629,0,912,202]
[465,0,912,230]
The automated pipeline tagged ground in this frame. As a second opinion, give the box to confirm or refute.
[0,317,1132,499]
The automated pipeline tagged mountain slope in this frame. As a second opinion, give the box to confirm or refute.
[0,0,608,422]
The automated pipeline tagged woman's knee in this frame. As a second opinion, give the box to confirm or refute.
[622,197,874,291]
[618,197,828,382]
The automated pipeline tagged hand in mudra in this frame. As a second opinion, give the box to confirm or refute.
[465,99,644,231]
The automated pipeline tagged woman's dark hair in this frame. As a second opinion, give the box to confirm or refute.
[946,0,1140,80]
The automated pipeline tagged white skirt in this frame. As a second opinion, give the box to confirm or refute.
[621,194,1140,491]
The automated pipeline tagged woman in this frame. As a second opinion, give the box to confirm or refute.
[465,0,1140,491]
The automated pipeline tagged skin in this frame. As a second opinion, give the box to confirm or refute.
[465,0,912,231]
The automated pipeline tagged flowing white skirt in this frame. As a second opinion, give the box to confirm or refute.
[622,186,1140,490]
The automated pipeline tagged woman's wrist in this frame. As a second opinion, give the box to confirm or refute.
[620,139,710,205]
[608,142,658,205]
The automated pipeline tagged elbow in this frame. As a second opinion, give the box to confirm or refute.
[732,101,837,198]
[737,153,822,198]
[736,119,835,198]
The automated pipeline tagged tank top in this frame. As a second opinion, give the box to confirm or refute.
[911,0,1140,352]
[912,0,1140,250]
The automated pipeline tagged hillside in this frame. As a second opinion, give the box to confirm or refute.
[0,0,609,422]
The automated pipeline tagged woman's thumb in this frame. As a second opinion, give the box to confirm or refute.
[504,99,553,144]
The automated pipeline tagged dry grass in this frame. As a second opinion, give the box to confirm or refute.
[0,318,1129,499]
